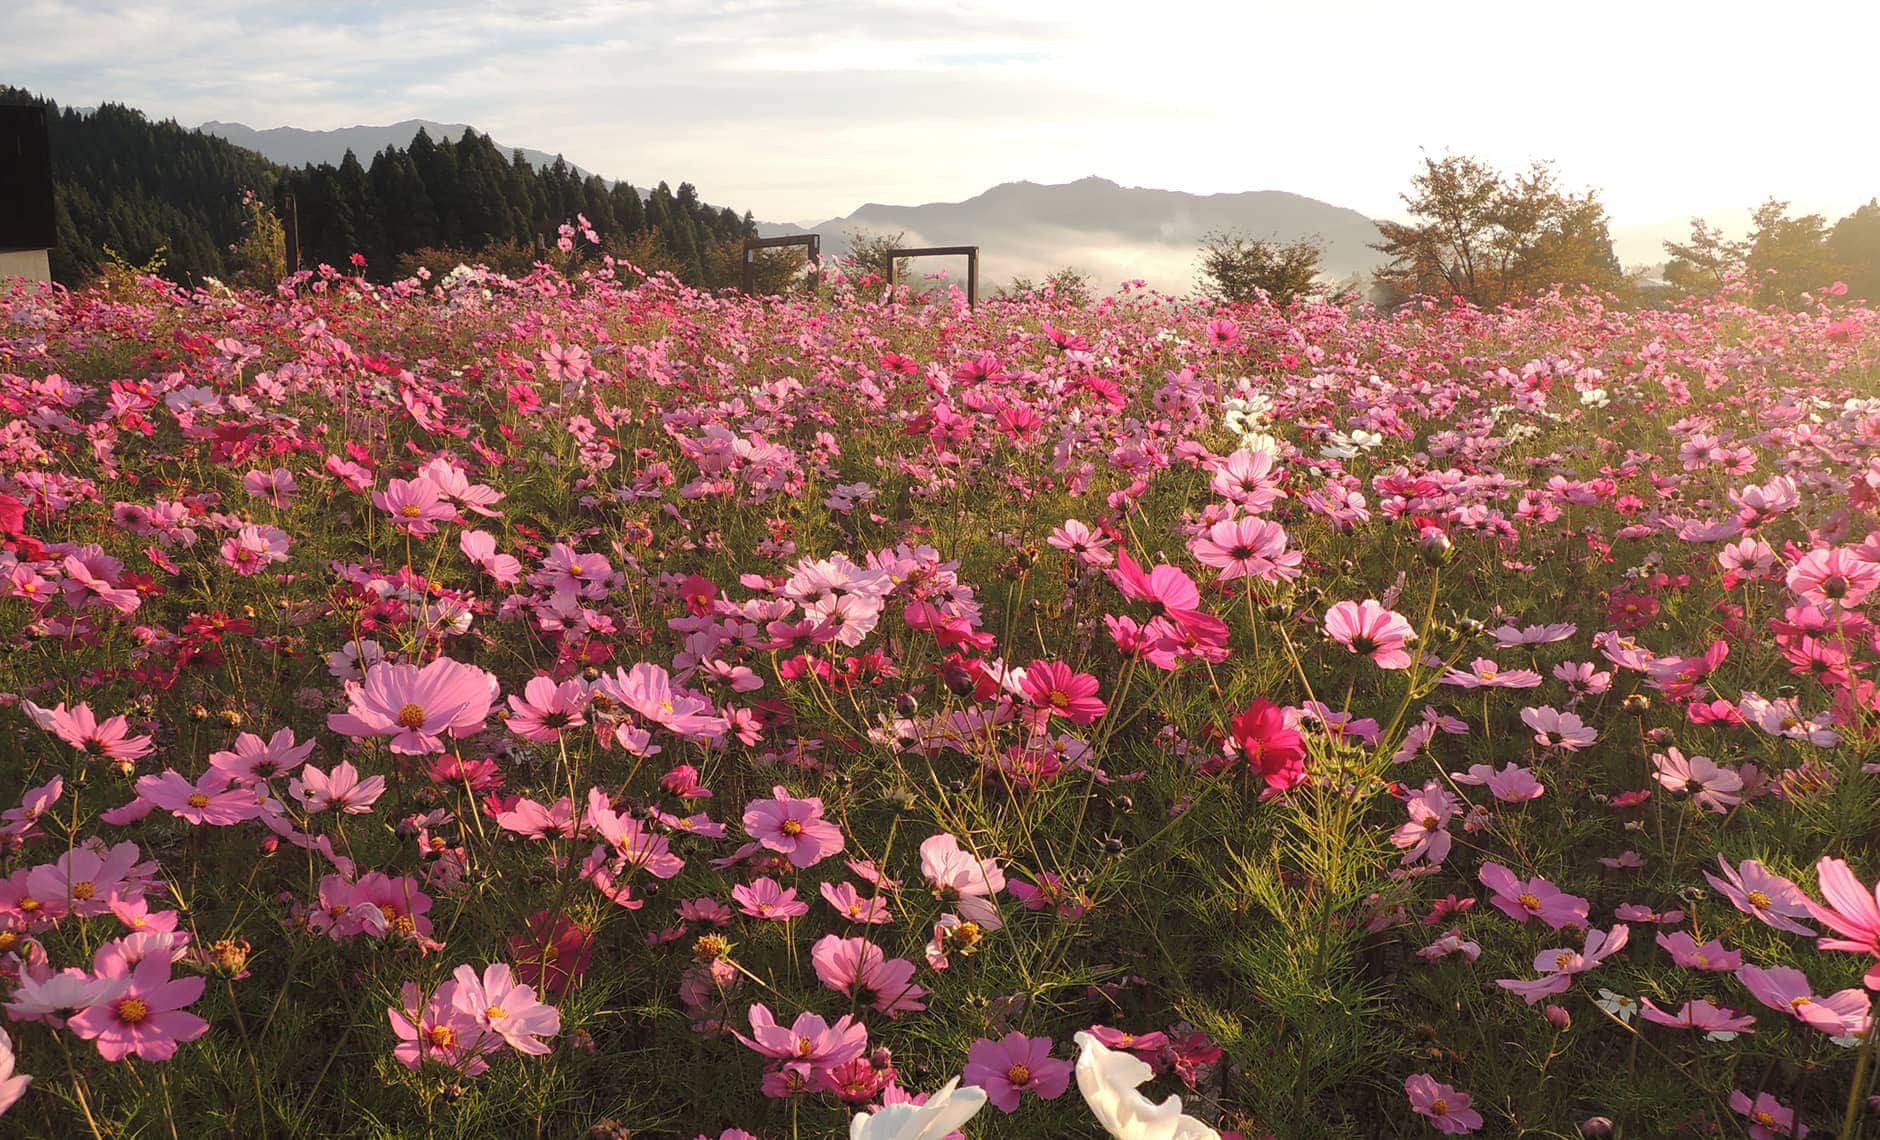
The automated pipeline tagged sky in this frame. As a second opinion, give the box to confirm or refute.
[8,0,1880,246]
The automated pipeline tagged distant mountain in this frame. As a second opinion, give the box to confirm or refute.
[759,176,1387,292]
[199,119,593,177]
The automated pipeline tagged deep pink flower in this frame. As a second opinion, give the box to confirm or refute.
[733,877,810,921]
[1705,857,1815,936]
[742,786,845,869]
[1404,1073,1483,1134]
[1323,599,1416,669]
[962,1031,1072,1113]
[810,935,926,1015]
[1805,857,1880,988]
[506,675,589,742]
[1479,862,1588,929]
[1018,660,1106,725]
[67,956,208,1062]
[328,657,498,755]
[1226,697,1307,789]
[449,962,560,1055]
[21,701,154,764]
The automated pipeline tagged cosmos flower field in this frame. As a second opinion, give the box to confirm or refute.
[2,260,1879,1139]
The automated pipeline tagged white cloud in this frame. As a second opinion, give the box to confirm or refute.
[6,0,1879,240]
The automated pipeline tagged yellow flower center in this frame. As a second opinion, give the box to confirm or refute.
[399,504,423,518]
[485,1005,508,1021]
[397,703,427,729]
[187,794,210,809]
[1554,952,1575,970]
[1517,892,1541,911]
[1431,1098,1450,1116]
[71,880,96,900]
[1006,1064,1031,1086]
[780,819,804,837]
[1747,890,1772,909]
[116,997,150,1024]
[18,896,40,913]
[427,1024,456,1048]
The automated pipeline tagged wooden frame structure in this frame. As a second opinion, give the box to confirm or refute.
[740,233,821,294]
[884,245,979,308]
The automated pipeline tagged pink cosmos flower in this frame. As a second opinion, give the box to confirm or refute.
[1652,748,1743,813]
[450,963,561,1055]
[920,833,1005,927]
[1786,546,1880,608]
[1048,519,1114,567]
[67,955,208,1061]
[820,881,892,924]
[289,760,387,815]
[134,769,264,826]
[596,662,726,741]
[736,1003,867,1068]
[1450,762,1545,803]
[505,675,589,743]
[811,935,927,1015]
[1519,706,1597,751]
[733,877,810,920]
[1728,1089,1809,1140]
[1404,1073,1483,1134]
[27,841,146,919]
[1221,697,1308,789]
[1189,516,1301,583]
[1323,599,1416,669]
[1656,931,1742,971]
[1440,658,1543,689]
[1805,857,1880,988]
[1639,998,1755,1040]
[1705,857,1816,936]
[372,475,456,536]
[1496,925,1630,1003]
[1390,781,1458,865]
[496,796,579,840]
[1018,660,1107,725]
[5,968,127,1026]
[460,529,523,584]
[742,786,845,869]
[21,701,154,764]
[0,1030,30,1117]
[328,657,498,754]
[219,523,290,575]
[389,979,497,1075]
[208,727,315,784]
[1479,862,1589,929]
[242,466,297,507]
[962,1032,1072,1113]
[1736,964,1872,1036]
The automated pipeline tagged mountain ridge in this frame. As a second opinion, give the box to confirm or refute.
[198,118,592,177]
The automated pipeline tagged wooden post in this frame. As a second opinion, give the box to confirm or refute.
[740,234,821,295]
[883,245,980,308]
[281,192,301,277]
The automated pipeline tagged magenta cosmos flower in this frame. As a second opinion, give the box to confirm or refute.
[1323,599,1417,669]
[22,700,154,764]
[328,657,498,755]
[1705,857,1816,936]
[66,956,208,1061]
[1018,660,1107,725]
[1404,1073,1483,1134]
[962,1031,1072,1113]
[449,963,560,1056]
[742,786,845,869]
[505,675,589,743]
[1805,857,1880,987]
[1224,697,1307,789]
[1479,862,1588,929]
[1190,516,1301,584]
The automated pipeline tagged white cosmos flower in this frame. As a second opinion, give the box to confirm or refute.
[1074,1031,1220,1140]
[850,1078,988,1140]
